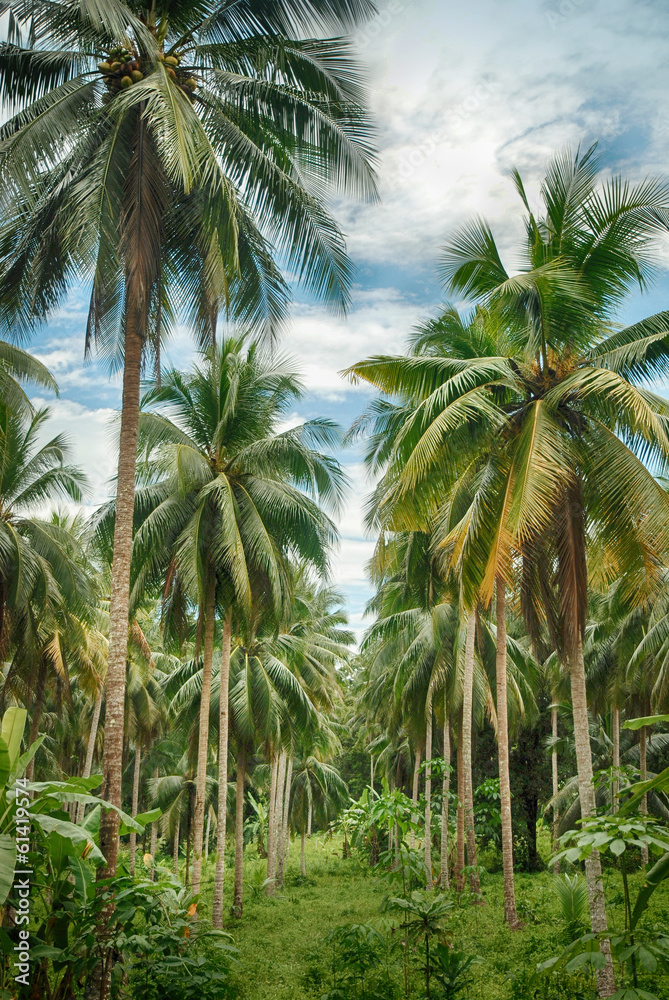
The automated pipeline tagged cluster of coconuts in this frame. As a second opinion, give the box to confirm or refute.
[158,52,198,99]
[98,45,143,92]
[97,45,197,100]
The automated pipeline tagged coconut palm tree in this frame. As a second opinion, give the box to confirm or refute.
[0,0,377,877]
[346,147,669,996]
[110,338,346,905]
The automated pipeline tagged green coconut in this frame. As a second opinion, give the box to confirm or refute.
[98,62,111,73]
[131,70,144,82]
[185,78,197,90]
[164,55,179,67]
[120,75,133,88]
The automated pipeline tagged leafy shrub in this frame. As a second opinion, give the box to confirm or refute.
[552,874,589,940]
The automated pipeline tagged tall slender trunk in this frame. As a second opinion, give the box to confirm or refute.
[277,754,293,888]
[307,798,312,838]
[25,658,47,782]
[496,577,519,927]
[205,810,211,863]
[173,816,180,877]
[440,704,451,890]
[409,745,421,848]
[569,639,615,996]
[640,725,648,866]
[551,700,560,872]
[76,688,103,824]
[266,750,281,895]
[233,748,246,917]
[212,611,232,928]
[269,751,286,894]
[370,754,375,794]
[462,612,481,897]
[192,581,216,896]
[612,706,620,815]
[424,696,433,890]
[456,712,465,892]
[150,766,158,880]
[129,745,141,877]
[301,831,306,877]
[99,315,144,876]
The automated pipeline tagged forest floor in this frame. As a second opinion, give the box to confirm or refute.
[193,833,669,1000]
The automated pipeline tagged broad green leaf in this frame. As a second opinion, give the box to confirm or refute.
[31,814,104,863]
[0,834,15,904]
[1,709,27,772]
[0,738,11,791]
[623,714,669,730]
[609,838,626,856]
[631,852,669,929]
[15,735,46,778]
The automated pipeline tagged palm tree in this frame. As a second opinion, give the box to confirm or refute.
[0,399,87,676]
[118,339,346,906]
[346,147,669,996]
[0,0,377,876]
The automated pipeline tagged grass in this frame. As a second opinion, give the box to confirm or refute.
[191,833,669,1000]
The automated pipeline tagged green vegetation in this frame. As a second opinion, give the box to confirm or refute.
[1,4,669,1000]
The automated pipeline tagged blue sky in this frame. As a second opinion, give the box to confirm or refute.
[21,0,669,639]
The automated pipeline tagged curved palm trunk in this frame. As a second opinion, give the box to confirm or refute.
[277,754,293,888]
[639,725,648,866]
[150,766,158,881]
[424,696,433,890]
[212,611,232,928]
[409,745,421,849]
[456,712,465,892]
[268,750,286,895]
[233,748,246,917]
[300,831,306,877]
[99,317,143,874]
[570,640,615,996]
[265,750,281,895]
[25,658,47,782]
[129,746,141,877]
[440,704,451,890]
[612,706,620,814]
[495,577,520,927]
[551,700,560,872]
[462,613,481,897]
[76,688,103,824]
[192,582,216,896]
[307,797,312,838]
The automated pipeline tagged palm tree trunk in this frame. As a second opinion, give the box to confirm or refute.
[212,610,232,928]
[409,745,421,848]
[129,746,141,877]
[456,712,465,892]
[269,750,287,894]
[552,700,560,872]
[424,696,433,890]
[25,658,47,782]
[301,831,306,877]
[569,639,615,997]
[307,797,312,838]
[76,688,103,824]
[496,577,519,927]
[370,754,374,794]
[205,810,211,863]
[440,704,451,890]
[612,706,620,814]
[277,754,293,888]
[192,581,216,896]
[173,815,180,877]
[233,748,246,917]
[639,725,648,866]
[462,612,481,897]
[99,315,143,876]
[150,766,158,881]
[265,750,281,895]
